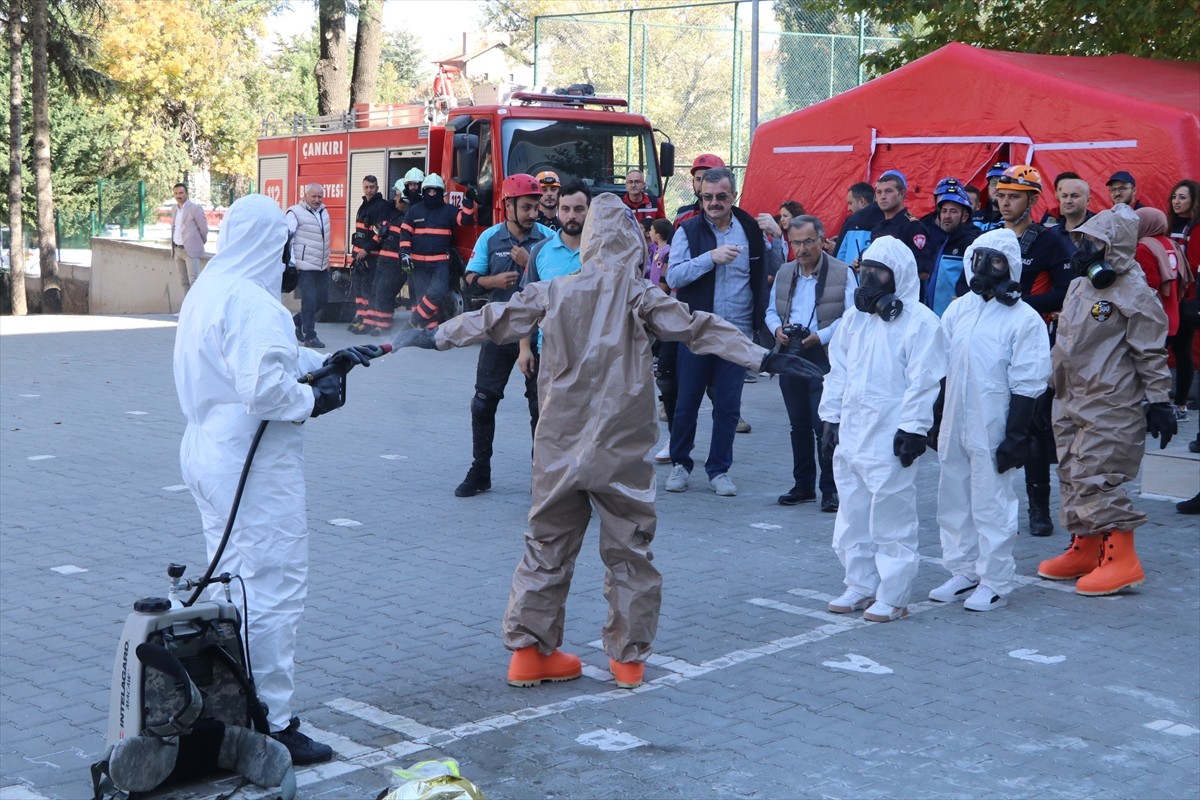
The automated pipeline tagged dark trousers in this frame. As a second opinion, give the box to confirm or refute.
[780,373,835,495]
[1170,307,1197,405]
[670,345,744,478]
[292,270,328,340]
[408,263,450,326]
[472,340,539,464]
[654,340,679,430]
[350,257,376,321]
[365,264,407,330]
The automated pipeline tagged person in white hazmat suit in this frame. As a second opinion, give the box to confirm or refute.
[392,193,823,689]
[928,228,1051,611]
[174,194,376,764]
[818,235,947,622]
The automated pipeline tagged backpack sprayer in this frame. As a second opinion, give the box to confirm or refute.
[92,343,393,800]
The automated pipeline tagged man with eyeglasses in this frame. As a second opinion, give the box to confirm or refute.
[535,171,562,231]
[621,169,665,223]
[765,215,856,511]
[665,166,783,497]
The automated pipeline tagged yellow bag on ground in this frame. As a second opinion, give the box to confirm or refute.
[376,758,485,800]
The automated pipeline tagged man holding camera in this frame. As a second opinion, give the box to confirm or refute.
[765,215,857,511]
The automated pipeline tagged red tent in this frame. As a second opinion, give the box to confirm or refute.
[740,43,1200,231]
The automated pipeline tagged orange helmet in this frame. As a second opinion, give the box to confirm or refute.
[535,170,561,188]
[690,153,725,174]
[996,165,1043,193]
[502,174,542,200]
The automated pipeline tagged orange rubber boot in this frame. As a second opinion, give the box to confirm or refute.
[609,659,645,689]
[1076,530,1145,596]
[506,646,582,687]
[1037,534,1103,580]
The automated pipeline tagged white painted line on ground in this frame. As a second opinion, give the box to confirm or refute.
[750,522,782,530]
[0,785,51,800]
[646,653,710,677]
[303,722,378,759]
[576,728,648,751]
[822,653,893,675]
[1009,648,1066,664]
[1144,719,1199,736]
[749,597,841,621]
[50,565,87,575]
[327,518,362,527]
[27,455,54,461]
[163,484,189,492]
[581,664,611,683]
[18,394,41,398]
[787,588,838,603]
[325,697,440,739]
[379,454,409,460]
[126,411,148,416]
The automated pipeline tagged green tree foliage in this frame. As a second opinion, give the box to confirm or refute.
[808,0,1200,73]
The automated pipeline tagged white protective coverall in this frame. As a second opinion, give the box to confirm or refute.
[174,194,325,732]
[935,228,1051,595]
[435,193,770,663]
[818,236,946,608]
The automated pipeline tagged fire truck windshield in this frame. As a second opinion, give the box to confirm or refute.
[502,118,661,196]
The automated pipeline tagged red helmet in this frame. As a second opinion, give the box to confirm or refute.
[690,153,725,174]
[502,173,542,200]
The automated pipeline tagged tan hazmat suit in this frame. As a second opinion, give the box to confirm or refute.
[1052,204,1172,536]
[435,193,770,662]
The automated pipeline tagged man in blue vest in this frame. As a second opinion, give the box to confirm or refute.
[665,167,783,496]
[925,181,981,316]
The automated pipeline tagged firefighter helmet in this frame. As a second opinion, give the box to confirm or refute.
[996,165,1042,193]
[936,187,972,210]
[986,161,1011,180]
[421,173,446,191]
[403,167,425,185]
[690,153,725,174]
[502,174,542,200]
[535,170,561,188]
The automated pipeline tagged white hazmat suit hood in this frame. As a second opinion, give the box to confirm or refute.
[936,226,1050,597]
[819,234,946,609]
[174,194,324,732]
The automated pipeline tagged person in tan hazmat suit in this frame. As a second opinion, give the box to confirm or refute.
[1037,204,1177,595]
[393,193,823,688]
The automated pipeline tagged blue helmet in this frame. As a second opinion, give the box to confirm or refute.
[986,161,1011,180]
[934,176,964,195]
[936,187,972,210]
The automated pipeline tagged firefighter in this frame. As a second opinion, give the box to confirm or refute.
[454,174,555,497]
[347,175,391,333]
[535,171,562,231]
[359,180,411,335]
[398,173,475,329]
[401,167,424,207]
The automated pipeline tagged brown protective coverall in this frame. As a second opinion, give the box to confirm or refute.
[1051,204,1172,536]
[435,193,769,663]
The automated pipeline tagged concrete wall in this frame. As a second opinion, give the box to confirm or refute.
[0,264,90,315]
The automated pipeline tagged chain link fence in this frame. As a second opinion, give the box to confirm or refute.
[533,1,904,213]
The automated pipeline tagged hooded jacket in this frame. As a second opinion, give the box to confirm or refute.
[435,193,768,484]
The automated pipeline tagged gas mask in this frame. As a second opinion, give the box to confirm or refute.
[853,260,903,321]
[968,247,1021,306]
[281,233,298,293]
[422,188,445,209]
[1070,245,1116,289]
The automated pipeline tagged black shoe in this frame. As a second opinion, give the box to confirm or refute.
[294,318,303,342]
[1178,493,1200,515]
[271,717,333,765]
[301,337,325,349]
[455,464,491,497]
[1028,505,1054,537]
[778,487,816,506]
[821,492,839,513]
[368,326,384,337]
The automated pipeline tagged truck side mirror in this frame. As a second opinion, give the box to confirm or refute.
[659,141,675,177]
[453,133,480,186]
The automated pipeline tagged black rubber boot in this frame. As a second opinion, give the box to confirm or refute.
[456,413,493,497]
[271,717,332,765]
[1027,481,1054,537]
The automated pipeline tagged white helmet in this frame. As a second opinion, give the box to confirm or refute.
[421,173,445,191]
[403,167,425,184]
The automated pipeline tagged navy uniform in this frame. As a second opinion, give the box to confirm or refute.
[348,191,391,328]
[834,203,884,264]
[872,208,935,280]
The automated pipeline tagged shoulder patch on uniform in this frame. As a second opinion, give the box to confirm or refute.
[1090,300,1113,321]
[913,234,927,250]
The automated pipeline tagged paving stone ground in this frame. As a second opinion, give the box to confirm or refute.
[1,314,1197,800]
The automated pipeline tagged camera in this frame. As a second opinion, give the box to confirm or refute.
[782,324,811,355]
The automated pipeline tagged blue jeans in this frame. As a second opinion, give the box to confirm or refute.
[669,345,744,478]
[780,373,835,495]
[293,269,328,340]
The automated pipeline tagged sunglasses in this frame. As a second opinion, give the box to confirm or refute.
[700,193,732,203]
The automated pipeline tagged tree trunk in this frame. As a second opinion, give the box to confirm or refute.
[315,0,348,116]
[349,0,383,110]
[8,0,27,315]
[30,0,60,313]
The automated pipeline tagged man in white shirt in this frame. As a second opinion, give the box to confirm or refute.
[171,183,209,294]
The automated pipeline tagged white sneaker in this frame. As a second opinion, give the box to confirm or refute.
[743,370,758,383]
[658,401,668,421]
[963,584,1007,612]
[1173,406,1189,422]
[827,589,873,614]
[654,444,672,464]
[710,473,737,496]
[863,601,909,623]
[928,575,979,603]
[665,464,690,492]
[735,418,752,434]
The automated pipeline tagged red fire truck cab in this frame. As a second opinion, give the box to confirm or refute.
[257,90,674,320]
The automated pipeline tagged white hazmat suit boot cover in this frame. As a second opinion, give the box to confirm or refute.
[935,228,1051,597]
[173,194,326,731]
[818,236,946,609]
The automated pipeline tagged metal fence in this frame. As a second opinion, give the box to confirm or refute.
[532,1,903,212]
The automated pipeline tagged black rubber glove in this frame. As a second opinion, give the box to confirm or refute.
[1145,401,1177,449]
[760,352,824,383]
[821,421,840,463]
[324,345,382,376]
[927,379,945,451]
[893,429,927,468]
[392,328,438,350]
[996,393,1038,473]
[464,186,478,206]
[310,372,345,418]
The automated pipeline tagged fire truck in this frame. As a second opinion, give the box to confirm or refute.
[257,85,675,320]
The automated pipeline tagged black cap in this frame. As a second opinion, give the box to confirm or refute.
[1106,170,1135,186]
